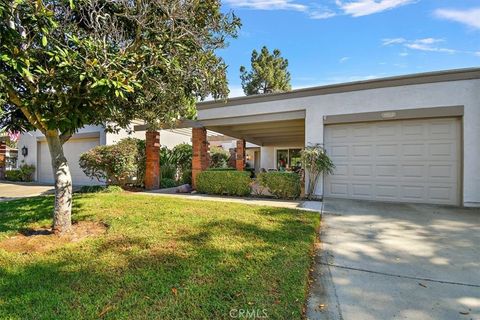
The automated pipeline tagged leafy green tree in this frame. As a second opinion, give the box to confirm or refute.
[240,46,291,95]
[0,0,240,233]
[300,144,335,199]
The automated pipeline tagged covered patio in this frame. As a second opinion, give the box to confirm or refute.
[134,109,307,190]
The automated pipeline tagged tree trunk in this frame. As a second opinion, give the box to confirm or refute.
[45,132,73,234]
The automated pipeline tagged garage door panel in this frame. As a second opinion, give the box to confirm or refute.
[325,118,460,205]
[38,138,100,186]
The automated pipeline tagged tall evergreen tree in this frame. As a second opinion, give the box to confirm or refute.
[240,46,291,95]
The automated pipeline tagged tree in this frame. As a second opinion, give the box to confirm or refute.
[240,46,291,95]
[0,0,240,233]
[300,144,335,199]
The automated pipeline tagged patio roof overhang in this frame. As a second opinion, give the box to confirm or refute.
[134,110,305,146]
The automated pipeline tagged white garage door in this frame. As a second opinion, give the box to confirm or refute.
[37,138,100,185]
[324,118,461,205]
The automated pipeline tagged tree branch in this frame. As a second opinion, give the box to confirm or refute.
[5,84,45,132]
[60,131,73,144]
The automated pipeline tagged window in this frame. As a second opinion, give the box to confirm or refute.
[276,149,302,171]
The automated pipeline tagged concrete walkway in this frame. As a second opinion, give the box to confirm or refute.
[0,181,54,202]
[138,189,323,212]
[307,198,480,320]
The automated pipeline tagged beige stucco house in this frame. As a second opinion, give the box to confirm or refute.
[184,68,480,207]
[17,124,192,185]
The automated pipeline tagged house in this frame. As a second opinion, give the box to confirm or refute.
[141,68,479,207]
[17,124,192,185]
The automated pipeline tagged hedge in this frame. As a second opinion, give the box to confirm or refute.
[4,164,35,182]
[79,138,144,187]
[207,168,236,171]
[196,170,251,196]
[257,172,301,199]
[160,178,177,189]
[78,185,123,194]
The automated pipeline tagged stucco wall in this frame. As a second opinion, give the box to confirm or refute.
[16,125,105,181]
[159,130,191,149]
[198,79,480,206]
[17,125,192,183]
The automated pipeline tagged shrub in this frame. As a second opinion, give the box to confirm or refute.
[179,169,192,185]
[5,163,35,182]
[209,146,230,168]
[160,178,177,189]
[5,170,22,181]
[207,167,236,171]
[196,170,251,196]
[257,172,301,199]
[160,143,193,183]
[79,138,145,187]
[78,185,123,194]
[300,144,335,199]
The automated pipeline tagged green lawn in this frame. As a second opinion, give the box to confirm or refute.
[0,193,320,319]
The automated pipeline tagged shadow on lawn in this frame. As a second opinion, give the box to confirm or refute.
[0,194,100,235]
[0,206,318,319]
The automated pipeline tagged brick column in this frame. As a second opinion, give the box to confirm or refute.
[145,131,160,190]
[228,148,236,168]
[235,139,246,171]
[0,141,6,180]
[192,127,209,188]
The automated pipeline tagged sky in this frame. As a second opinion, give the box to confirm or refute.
[218,0,480,97]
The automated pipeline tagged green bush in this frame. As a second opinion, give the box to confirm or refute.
[179,169,192,185]
[196,171,251,196]
[160,143,193,183]
[4,163,35,182]
[207,167,236,171]
[160,178,177,189]
[79,138,145,187]
[209,146,230,168]
[257,172,301,199]
[78,185,123,194]
[5,170,22,181]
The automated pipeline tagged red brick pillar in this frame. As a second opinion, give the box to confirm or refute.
[228,148,236,168]
[0,141,6,180]
[235,139,246,171]
[192,127,209,188]
[145,131,160,190]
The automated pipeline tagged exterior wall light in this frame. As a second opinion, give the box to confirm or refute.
[381,112,397,119]
[21,146,28,157]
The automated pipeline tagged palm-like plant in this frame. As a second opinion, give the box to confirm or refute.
[300,144,335,199]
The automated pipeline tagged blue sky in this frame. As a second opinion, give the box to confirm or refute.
[219,0,480,97]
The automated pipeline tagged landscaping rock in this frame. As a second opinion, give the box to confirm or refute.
[176,184,192,193]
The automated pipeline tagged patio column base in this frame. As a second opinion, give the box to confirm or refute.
[236,139,246,171]
[192,127,209,188]
[145,131,160,190]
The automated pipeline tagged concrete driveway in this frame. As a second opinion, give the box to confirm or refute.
[307,198,480,320]
[0,181,54,202]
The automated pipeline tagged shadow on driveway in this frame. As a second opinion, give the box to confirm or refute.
[307,198,480,320]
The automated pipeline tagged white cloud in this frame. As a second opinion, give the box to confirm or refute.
[336,0,416,17]
[382,38,406,46]
[475,52,480,57]
[435,7,480,29]
[399,52,409,56]
[339,57,350,63]
[225,0,418,19]
[224,0,307,11]
[383,37,457,54]
[309,9,337,19]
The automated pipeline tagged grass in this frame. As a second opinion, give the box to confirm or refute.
[0,193,320,319]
